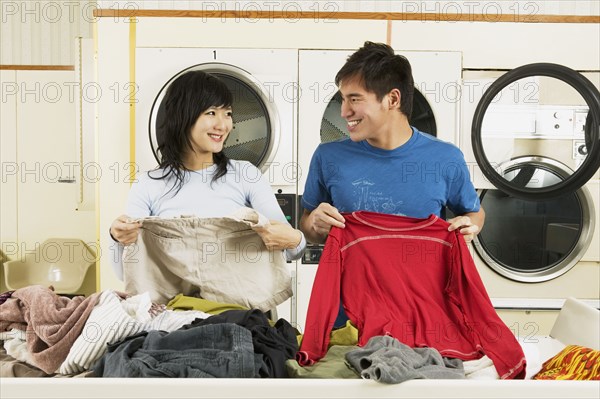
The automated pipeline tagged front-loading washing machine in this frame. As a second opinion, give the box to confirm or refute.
[295,50,462,332]
[135,48,299,322]
[459,64,600,334]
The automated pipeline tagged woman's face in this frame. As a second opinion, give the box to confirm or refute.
[188,105,233,157]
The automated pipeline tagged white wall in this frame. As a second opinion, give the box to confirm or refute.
[0,0,94,65]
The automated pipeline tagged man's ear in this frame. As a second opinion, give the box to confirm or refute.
[387,88,401,110]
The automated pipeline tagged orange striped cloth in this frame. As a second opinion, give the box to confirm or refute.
[533,345,600,380]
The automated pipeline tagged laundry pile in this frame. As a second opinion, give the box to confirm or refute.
[1,285,595,381]
[0,286,297,378]
[0,284,486,381]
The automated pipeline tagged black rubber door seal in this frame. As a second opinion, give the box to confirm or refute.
[471,63,600,199]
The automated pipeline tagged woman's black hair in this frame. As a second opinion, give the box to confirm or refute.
[335,41,414,119]
[152,70,233,194]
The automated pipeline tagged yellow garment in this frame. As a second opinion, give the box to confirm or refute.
[167,293,248,314]
[297,320,359,347]
[534,345,600,380]
[329,321,359,347]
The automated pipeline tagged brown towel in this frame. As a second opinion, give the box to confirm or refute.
[0,298,27,332]
[0,285,100,374]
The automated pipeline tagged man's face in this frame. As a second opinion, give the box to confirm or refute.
[338,76,394,143]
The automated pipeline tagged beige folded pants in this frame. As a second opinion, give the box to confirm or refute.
[123,208,292,311]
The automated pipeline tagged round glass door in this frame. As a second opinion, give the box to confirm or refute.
[149,63,279,171]
[473,156,595,282]
[471,63,600,199]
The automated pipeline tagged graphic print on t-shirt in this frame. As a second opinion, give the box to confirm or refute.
[351,178,405,215]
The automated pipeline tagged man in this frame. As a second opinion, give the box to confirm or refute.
[300,41,484,246]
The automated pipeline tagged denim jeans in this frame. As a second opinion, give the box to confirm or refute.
[93,323,261,378]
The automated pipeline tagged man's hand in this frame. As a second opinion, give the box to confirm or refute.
[447,208,485,243]
[299,203,346,244]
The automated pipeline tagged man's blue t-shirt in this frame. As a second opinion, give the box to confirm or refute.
[302,128,480,218]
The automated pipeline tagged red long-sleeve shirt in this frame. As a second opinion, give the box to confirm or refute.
[298,211,526,379]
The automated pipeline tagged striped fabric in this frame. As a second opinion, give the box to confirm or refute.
[533,345,600,380]
[59,291,210,374]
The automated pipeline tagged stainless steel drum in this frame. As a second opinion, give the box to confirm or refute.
[149,63,280,171]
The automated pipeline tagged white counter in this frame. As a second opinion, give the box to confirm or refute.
[2,378,599,399]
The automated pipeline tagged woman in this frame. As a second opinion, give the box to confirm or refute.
[110,70,305,280]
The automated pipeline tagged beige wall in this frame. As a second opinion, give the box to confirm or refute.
[0,0,94,65]
[1,1,599,65]
[0,69,96,293]
[95,0,599,15]
[390,21,599,70]
[96,18,131,292]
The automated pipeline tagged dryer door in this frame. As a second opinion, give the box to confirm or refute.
[472,156,596,283]
[149,63,279,172]
[471,63,600,199]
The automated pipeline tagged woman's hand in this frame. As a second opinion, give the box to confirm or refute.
[110,215,142,245]
[252,220,302,250]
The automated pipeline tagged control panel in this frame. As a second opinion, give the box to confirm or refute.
[274,193,297,228]
[482,105,589,139]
